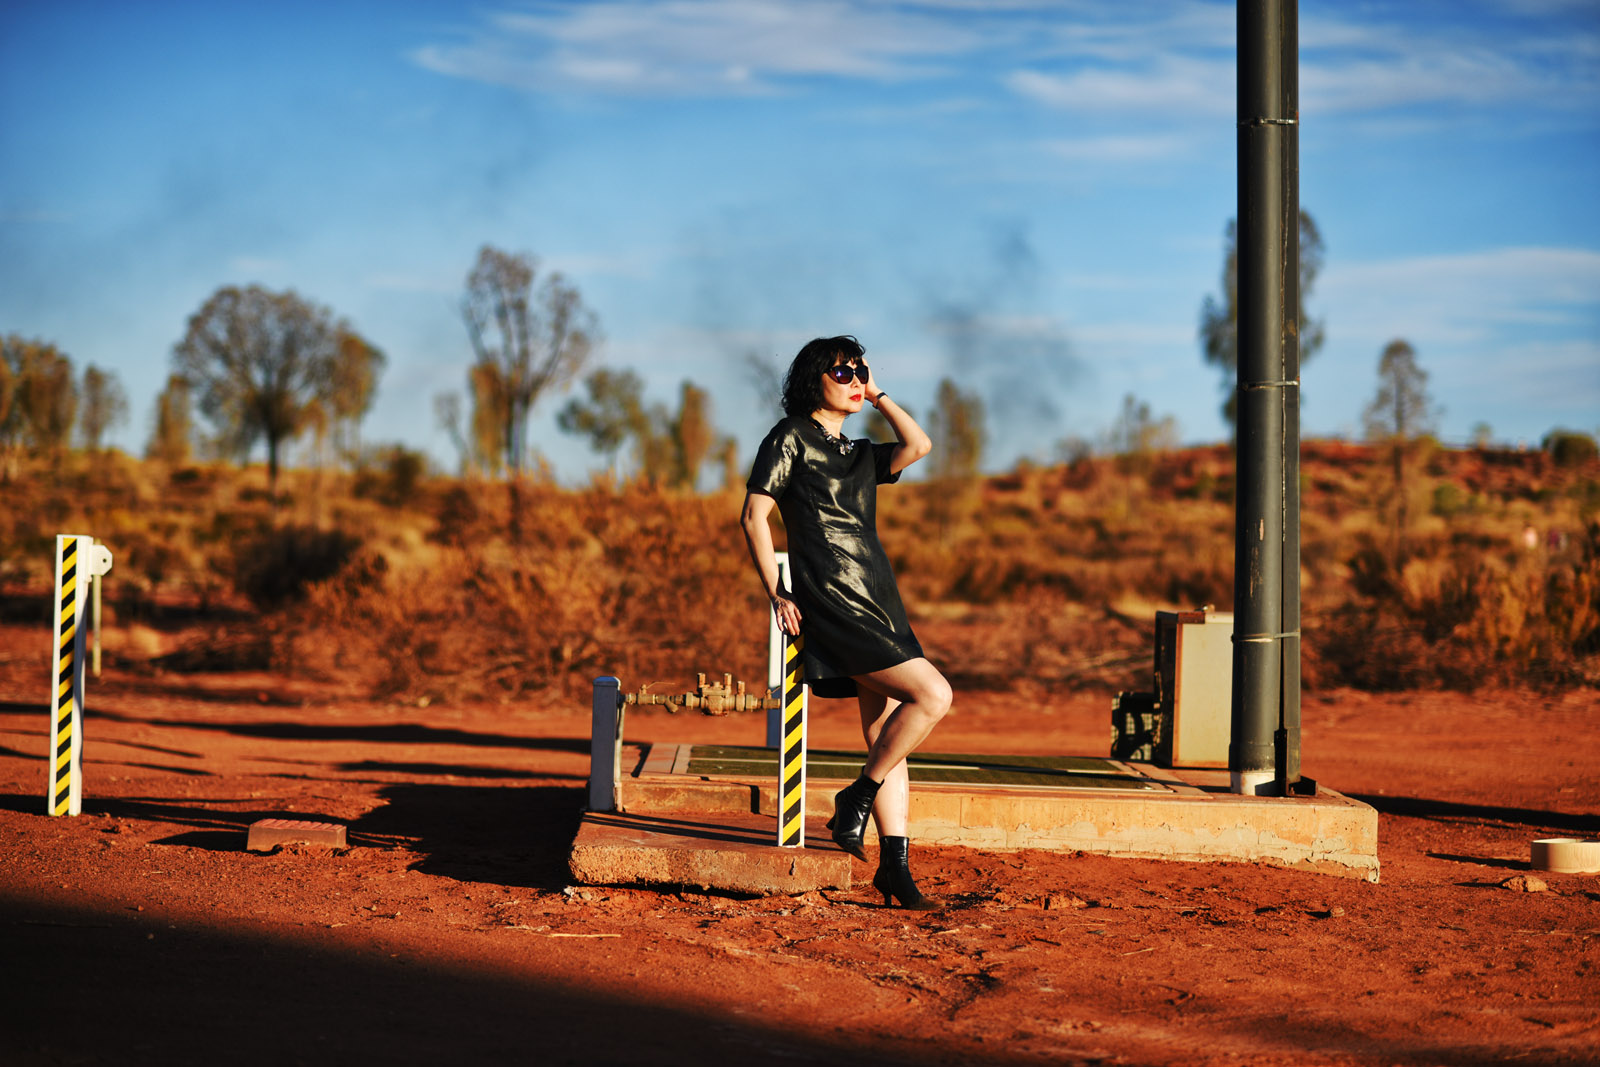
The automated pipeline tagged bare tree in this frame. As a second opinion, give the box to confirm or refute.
[1363,339,1439,565]
[1106,393,1179,457]
[147,374,194,465]
[79,364,129,453]
[173,285,379,494]
[461,245,599,475]
[1199,210,1326,430]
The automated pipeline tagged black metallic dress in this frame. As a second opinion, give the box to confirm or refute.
[747,415,924,698]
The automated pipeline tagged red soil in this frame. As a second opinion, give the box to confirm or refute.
[1,622,1597,1065]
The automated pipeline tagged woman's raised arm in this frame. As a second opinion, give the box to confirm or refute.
[865,385,932,475]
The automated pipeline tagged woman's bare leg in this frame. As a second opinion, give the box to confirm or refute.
[852,658,951,784]
[858,689,909,837]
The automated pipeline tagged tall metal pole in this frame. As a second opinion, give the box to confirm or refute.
[1231,0,1299,795]
[1276,2,1303,791]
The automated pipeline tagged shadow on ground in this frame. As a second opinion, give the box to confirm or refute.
[0,896,932,1067]
[355,783,586,890]
[1352,793,1600,834]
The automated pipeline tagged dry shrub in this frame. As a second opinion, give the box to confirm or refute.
[918,588,1149,692]
[279,485,765,701]
[232,525,363,610]
[1311,523,1600,689]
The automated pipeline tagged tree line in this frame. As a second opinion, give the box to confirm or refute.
[0,336,129,477]
[6,223,1590,507]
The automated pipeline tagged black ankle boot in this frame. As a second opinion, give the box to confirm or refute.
[825,774,880,861]
[873,836,938,910]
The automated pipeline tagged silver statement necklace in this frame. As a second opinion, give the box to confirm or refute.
[810,417,855,456]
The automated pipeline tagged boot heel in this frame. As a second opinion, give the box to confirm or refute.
[873,836,940,910]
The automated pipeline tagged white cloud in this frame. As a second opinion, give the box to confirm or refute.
[1005,58,1232,117]
[1042,132,1197,163]
[412,0,978,96]
[1322,246,1600,345]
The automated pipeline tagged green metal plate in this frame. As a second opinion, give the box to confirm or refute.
[683,745,1160,790]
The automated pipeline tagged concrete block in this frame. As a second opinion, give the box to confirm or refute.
[569,810,852,895]
[247,818,346,852]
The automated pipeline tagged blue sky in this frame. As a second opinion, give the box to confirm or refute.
[3,0,1597,479]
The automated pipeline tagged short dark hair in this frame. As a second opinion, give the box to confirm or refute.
[781,336,865,418]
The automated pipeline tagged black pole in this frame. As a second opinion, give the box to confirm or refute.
[1277,1,1303,791]
[1231,0,1293,795]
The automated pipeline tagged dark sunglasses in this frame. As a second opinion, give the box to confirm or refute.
[825,362,870,385]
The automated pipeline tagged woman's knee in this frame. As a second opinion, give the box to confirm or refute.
[918,673,953,720]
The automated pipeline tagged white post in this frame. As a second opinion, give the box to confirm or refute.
[589,677,623,812]
[765,551,791,748]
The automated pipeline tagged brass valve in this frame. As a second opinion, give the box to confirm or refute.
[623,673,781,715]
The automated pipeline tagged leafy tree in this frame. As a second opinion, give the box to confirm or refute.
[172,285,380,493]
[671,381,713,491]
[461,245,598,475]
[1,335,77,462]
[559,372,719,490]
[78,364,129,452]
[327,328,386,462]
[713,435,741,492]
[147,374,195,465]
[1362,339,1439,564]
[1199,210,1326,430]
[1542,428,1598,468]
[557,368,648,476]
[928,377,986,481]
[0,340,16,478]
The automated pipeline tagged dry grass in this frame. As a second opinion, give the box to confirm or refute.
[1,440,1595,699]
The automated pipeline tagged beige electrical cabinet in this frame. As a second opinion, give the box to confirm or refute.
[1153,609,1233,768]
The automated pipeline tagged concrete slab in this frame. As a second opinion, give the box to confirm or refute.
[569,809,854,895]
[614,744,1380,882]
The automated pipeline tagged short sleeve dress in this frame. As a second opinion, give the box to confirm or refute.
[747,415,924,698]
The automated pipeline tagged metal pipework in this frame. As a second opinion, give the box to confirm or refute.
[624,673,781,715]
[1231,0,1302,796]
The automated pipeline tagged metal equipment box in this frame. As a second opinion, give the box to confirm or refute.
[1152,609,1233,768]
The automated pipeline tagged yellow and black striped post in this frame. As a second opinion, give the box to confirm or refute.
[776,632,809,847]
[49,535,86,817]
[47,534,112,817]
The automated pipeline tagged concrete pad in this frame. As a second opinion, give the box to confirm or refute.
[621,744,1380,882]
[569,809,854,895]
[247,818,347,852]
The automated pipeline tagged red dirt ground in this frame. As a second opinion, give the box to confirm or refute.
[1,621,1597,1066]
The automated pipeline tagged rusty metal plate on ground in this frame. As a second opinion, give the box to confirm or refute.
[683,745,1162,790]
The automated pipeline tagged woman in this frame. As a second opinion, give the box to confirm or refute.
[741,336,952,909]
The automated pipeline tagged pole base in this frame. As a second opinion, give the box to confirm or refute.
[1231,769,1278,796]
